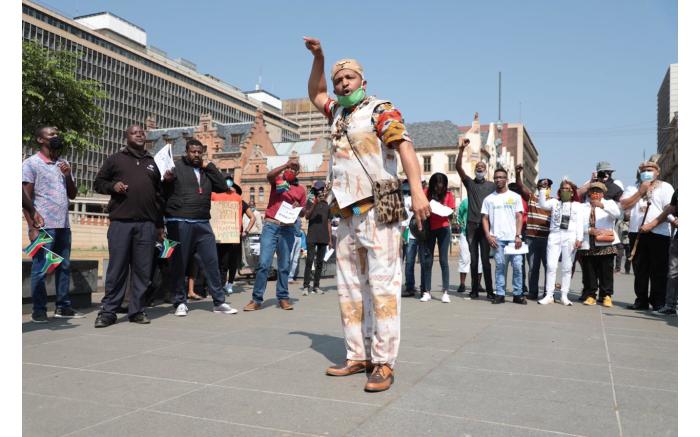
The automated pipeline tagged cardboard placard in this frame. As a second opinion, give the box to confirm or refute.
[210,200,241,244]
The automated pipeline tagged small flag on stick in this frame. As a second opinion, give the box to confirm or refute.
[24,229,53,257]
[160,238,179,259]
[40,248,64,275]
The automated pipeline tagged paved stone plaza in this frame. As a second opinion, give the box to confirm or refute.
[22,260,677,436]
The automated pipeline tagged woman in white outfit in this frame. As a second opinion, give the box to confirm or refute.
[537,180,585,306]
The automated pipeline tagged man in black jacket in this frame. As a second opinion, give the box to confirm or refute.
[163,139,237,317]
[93,125,166,327]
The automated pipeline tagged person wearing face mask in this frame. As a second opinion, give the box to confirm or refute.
[578,182,621,307]
[244,158,307,311]
[22,126,82,323]
[162,139,238,318]
[304,37,430,393]
[515,165,553,300]
[212,176,256,294]
[537,180,585,306]
[577,161,624,202]
[620,161,675,311]
[456,139,497,300]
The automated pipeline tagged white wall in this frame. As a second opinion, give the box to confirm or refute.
[75,14,147,46]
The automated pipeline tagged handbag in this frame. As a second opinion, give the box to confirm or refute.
[589,205,615,243]
[345,132,407,225]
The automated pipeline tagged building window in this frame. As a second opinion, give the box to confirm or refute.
[423,156,432,173]
[255,164,260,173]
[249,187,255,203]
[448,154,456,172]
[258,187,265,202]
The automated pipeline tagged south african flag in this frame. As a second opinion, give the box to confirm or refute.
[40,249,63,275]
[24,229,53,257]
[160,238,179,259]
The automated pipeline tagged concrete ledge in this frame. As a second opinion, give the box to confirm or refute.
[22,260,97,309]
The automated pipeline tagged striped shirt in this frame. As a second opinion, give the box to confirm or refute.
[525,197,551,238]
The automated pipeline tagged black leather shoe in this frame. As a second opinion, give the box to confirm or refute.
[486,292,496,301]
[526,294,539,301]
[513,295,528,305]
[492,295,505,304]
[402,288,417,297]
[129,312,151,324]
[468,290,479,299]
[626,303,649,310]
[94,314,116,328]
[457,284,466,294]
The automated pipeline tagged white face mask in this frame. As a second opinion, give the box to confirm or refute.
[475,171,486,180]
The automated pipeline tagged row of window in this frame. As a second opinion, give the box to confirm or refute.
[420,155,458,173]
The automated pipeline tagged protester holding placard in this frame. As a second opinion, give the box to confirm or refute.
[301,181,332,295]
[162,139,238,317]
[244,158,307,311]
[419,173,455,304]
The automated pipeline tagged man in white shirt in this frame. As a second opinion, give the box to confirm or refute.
[620,161,675,311]
[481,168,525,305]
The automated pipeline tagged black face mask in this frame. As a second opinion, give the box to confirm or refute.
[48,136,64,150]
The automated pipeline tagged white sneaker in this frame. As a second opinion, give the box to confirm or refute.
[302,287,309,296]
[560,295,573,306]
[441,291,451,303]
[538,295,554,305]
[419,292,432,302]
[213,303,238,314]
[224,282,233,294]
[174,303,188,317]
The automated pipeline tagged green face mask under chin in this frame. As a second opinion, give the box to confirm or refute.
[560,191,572,202]
[337,87,365,108]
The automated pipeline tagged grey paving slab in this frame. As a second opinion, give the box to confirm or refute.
[67,410,317,437]
[616,385,678,437]
[352,407,587,437]
[21,260,677,437]
[152,384,377,436]
[388,366,619,437]
[23,392,132,437]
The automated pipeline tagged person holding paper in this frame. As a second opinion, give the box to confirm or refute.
[162,139,237,317]
[244,158,307,311]
[536,180,585,306]
[481,168,526,304]
[419,173,455,303]
[304,37,430,393]
[578,182,621,308]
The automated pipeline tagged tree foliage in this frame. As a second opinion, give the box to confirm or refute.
[22,40,107,152]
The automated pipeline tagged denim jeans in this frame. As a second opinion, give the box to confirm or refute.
[31,228,72,314]
[494,240,523,296]
[525,236,548,296]
[252,222,295,303]
[404,238,419,291]
[421,227,451,292]
[288,236,302,280]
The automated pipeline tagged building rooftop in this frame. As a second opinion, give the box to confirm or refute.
[147,121,254,156]
[406,120,463,149]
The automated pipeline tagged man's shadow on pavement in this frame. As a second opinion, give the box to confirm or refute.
[288,331,345,363]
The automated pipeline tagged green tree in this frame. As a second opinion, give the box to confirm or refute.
[22,40,107,151]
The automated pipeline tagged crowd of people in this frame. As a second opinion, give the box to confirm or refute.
[22,37,678,394]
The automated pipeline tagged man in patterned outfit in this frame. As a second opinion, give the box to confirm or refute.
[304,37,430,392]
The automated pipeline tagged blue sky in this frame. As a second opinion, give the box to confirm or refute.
[40,0,677,187]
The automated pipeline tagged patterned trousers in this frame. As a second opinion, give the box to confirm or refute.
[335,208,402,368]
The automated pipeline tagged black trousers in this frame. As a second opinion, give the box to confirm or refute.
[581,254,615,299]
[628,232,670,308]
[217,243,242,284]
[100,221,156,318]
[166,221,226,307]
[467,222,493,293]
[303,243,327,289]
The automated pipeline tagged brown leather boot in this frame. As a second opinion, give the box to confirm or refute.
[364,363,394,392]
[243,300,261,311]
[326,360,370,376]
[279,299,294,310]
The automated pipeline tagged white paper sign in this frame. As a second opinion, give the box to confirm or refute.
[429,200,454,217]
[504,242,529,255]
[274,201,303,224]
[154,144,176,180]
[324,248,335,262]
